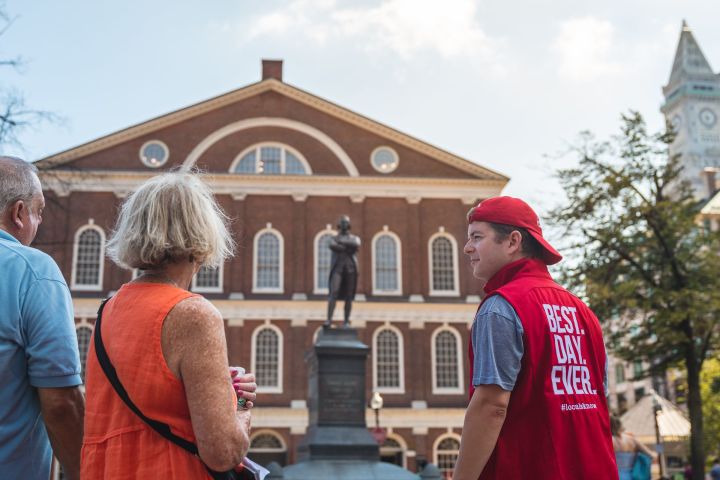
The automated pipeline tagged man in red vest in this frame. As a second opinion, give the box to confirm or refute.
[453,196,617,480]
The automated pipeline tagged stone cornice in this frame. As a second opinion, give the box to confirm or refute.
[40,170,504,202]
[71,297,477,325]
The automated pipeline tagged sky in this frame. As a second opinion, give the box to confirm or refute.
[2,0,720,222]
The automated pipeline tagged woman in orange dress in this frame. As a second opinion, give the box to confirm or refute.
[81,172,255,479]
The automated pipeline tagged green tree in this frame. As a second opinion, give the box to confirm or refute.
[548,111,720,480]
[701,357,720,462]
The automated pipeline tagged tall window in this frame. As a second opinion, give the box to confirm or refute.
[314,229,335,293]
[380,436,406,468]
[231,144,310,175]
[434,436,460,478]
[373,230,401,295]
[71,224,105,291]
[615,363,626,384]
[432,328,463,393]
[76,325,92,383]
[429,232,459,296]
[253,326,282,393]
[373,327,404,393]
[253,227,284,293]
[192,264,223,293]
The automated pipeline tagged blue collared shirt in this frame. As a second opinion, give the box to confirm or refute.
[0,229,81,480]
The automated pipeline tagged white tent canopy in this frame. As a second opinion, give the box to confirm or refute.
[621,393,691,443]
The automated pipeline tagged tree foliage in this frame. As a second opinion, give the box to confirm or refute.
[548,111,720,479]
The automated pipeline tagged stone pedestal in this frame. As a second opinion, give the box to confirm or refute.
[281,327,424,480]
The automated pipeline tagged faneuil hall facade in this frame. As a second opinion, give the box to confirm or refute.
[35,60,508,476]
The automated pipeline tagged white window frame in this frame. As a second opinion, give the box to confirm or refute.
[380,433,408,469]
[313,226,337,294]
[433,433,462,476]
[139,139,170,168]
[430,326,464,395]
[192,263,224,293]
[229,142,313,175]
[372,325,405,394]
[251,324,284,394]
[371,227,403,296]
[428,230,460,297]
[249,429,287,453]
[70,221,105,292]
[252,224,285,294]
[370,146,399,173]
[76,318,93,390]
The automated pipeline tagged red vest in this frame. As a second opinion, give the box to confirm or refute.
[468,258,618,480]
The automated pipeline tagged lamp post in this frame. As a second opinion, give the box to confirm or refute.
[370,391,386,445]
[652,391,667,479]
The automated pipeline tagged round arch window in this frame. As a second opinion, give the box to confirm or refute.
[139,140,169,168]
[371,147,399,173]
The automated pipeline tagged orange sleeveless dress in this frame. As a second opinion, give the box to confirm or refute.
[81,283,212,479]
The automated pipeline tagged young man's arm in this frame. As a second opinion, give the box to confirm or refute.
[38,387,85,480]
[453,385,511,479]
[453,295,523,480]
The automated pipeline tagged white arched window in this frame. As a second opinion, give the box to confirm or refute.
[249,430,288,467]
[434,434,461,478]
[428,231,460,296]
[192,264,223,293]
[372,229,402,296]
[252,325,283,393]
[76,323,93,384]
[314,227,336,294]
[253,225,284,293]
[431,327,464,394]
[71,222,105,291]
[380,435,407,468]
[373,326,404,393]
[230,143,311,175]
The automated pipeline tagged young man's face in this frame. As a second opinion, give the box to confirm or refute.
[464,221,516,285]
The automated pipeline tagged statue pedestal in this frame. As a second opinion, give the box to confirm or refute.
[281,327,423,479]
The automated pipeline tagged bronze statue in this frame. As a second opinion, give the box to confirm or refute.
[325,215,361,328]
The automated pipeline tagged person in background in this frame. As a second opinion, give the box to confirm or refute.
[610,414,656,480]
[709,457,720,480]
[0,156,85,480]
[81,172,256,478]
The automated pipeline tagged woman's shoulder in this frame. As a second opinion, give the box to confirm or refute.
[166,295,222,330]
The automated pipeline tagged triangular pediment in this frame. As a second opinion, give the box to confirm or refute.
[35,78,507,182]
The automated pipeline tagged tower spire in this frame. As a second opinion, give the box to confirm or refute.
[666,20,714,87]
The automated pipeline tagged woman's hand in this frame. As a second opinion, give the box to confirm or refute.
[230,367,257,409]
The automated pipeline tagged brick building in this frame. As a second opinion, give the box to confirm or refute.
[35,60,508,476]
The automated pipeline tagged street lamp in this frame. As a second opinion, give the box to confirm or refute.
[370,391,386,445]
[652,391,667,479]
[370,391,384,429]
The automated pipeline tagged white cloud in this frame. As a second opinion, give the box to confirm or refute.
[552,17,622,81]
[246,0,499,61]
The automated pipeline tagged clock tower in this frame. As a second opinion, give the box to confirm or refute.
[661,21,720,197]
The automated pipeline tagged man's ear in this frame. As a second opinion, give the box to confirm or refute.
[9,200,26,230]
[508,230,523,254]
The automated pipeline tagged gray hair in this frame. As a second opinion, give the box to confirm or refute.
[106,172,235,269]
[0,156,40,212]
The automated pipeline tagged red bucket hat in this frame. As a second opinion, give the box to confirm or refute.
[467,196,562,265]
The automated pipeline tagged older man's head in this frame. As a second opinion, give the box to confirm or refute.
[0,156,44,246]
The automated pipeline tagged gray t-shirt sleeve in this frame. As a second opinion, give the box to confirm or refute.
[471,295,524,391]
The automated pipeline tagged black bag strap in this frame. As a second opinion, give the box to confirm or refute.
[94,298,245,480]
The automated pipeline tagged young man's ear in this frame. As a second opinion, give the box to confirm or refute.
[508,230,523,253]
